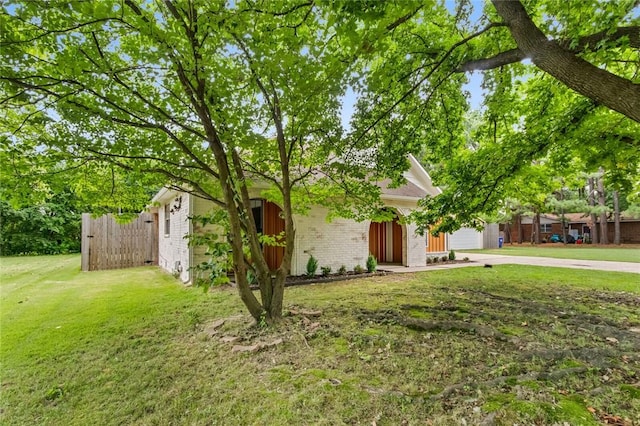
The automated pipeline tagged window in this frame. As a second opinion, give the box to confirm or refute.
[164,203,170,236]
[250,199,263,234]
[540,223,552,233]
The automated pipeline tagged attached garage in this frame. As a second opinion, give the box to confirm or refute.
[449,227,483,250]
[448,224,499,250]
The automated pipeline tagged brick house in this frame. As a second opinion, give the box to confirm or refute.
[564,213,640,244]
[150,155,449,283]
[501,213,640,244]
[501,214,563,243]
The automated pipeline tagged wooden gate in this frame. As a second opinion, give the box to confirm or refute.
[81,213,158,271]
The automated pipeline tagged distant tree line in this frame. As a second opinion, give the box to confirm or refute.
[0,189,82,255]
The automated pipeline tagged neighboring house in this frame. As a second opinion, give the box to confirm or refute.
[564,213,640,244]
[500,213,640,244]
[501,214,563,243]
[150,155,449,283]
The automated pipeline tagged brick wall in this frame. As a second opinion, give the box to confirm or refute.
[291,206,369,275]
[608,221,640,244]
[158,193,191,282]
[158,194,431,280]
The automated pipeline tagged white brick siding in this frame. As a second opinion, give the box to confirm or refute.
[404,222,427,267]
[155,192,429,281]
[191,196,225,268]
[158,193,191,283]
[291,207,369,276]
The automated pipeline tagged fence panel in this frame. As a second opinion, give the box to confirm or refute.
[81,213,158,271]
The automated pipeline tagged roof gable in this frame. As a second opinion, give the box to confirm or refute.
[379,154,441,200]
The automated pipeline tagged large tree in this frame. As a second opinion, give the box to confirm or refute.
[1,1,423,323]
[2,0,638,321]
[465,0,640,123]
[346,0,639,233]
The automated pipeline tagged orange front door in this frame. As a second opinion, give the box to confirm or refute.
[369,218,402,264]
[262,201,285,271]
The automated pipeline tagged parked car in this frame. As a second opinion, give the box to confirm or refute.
[549,234,576,244]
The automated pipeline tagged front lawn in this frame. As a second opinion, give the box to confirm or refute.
[2,255,639,425]
[461,244,640,263]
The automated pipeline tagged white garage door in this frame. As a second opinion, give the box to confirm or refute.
[449,227,483,250]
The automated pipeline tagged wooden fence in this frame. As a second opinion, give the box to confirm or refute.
[81,213,158,271]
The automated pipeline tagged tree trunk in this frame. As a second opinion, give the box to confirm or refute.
[516,214,523,244]
[503,222,511,244]
[588,177,598,244]
[491,0,640,123]
[613,190,621,245]
[530,212,540,244]
[597,170,608,245]
[560,189,567,245]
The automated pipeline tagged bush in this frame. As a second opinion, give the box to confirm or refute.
[432,256,439,263]
[441,255,449,262]
[366,254,377,273]
[321,266,331,276]
[306,255,318,276]
[448,250,456,261]
[426,257,432,264]
[338,265,347,275]
[353,264,364,274]
[463,257,470,262]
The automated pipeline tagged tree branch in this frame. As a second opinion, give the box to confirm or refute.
[489,0,640,122]
[354,22,505,145]
[458,25,640,72]
[386,6,423,31]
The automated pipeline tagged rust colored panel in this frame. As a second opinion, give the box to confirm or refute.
[369,222,379,259]
[427,231,446,253]
[370,220,403,264]
[369,222,387,262]
[392,219,402,263]
[262,201,285,271]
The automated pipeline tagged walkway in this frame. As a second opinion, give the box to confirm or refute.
[380,252,640,275]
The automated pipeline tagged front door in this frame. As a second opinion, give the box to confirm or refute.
[369,218,402,264]
[251,199,285,271]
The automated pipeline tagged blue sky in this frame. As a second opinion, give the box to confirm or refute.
[340,1,486,130]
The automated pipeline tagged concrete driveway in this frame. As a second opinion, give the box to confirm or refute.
[381,252,640,275]
[458,252,640,274]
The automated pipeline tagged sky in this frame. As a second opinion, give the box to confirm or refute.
[340,0,487,130]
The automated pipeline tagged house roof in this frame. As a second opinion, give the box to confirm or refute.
[149,154,440,206]
[521,212,640,224]
[151,187,176,204]
[565,212,640,223]
[378,179,427,198]
[378,154,441,201]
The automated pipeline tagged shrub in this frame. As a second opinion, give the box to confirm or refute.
[448,250,456,261]
[321,266,331,276]
[366,254,377,273]
[353,264,364,274]
[426,257,432,264]
[338,265,347,275]
[463,257,470,262]
[432,256,439,263]
[441,255,449,262]
[306,255,318,276]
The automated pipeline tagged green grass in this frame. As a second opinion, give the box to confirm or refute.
[461,244,640,263]
[2,255,640,425]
